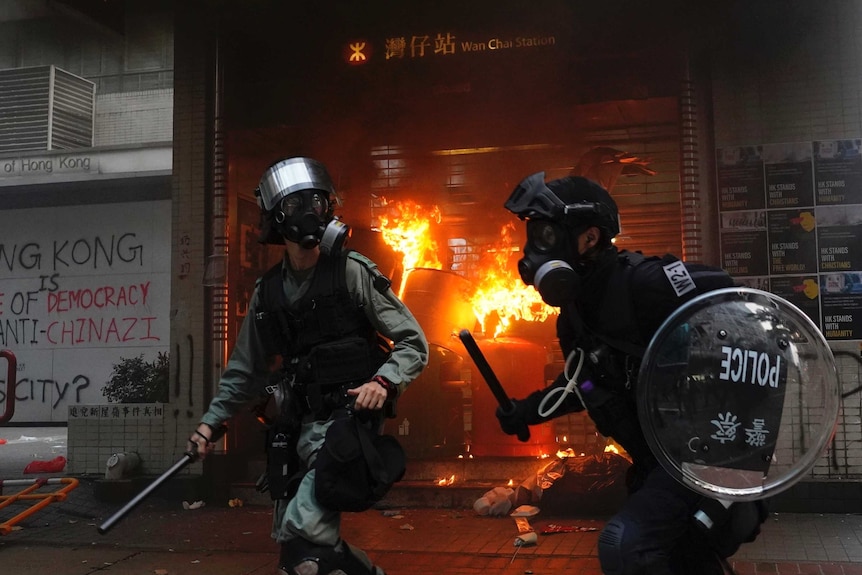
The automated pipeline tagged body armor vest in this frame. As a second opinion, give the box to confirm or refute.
[562,251,657,469]
[254,252,389,386]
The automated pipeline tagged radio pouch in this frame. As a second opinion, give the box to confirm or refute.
[305,336,376,385]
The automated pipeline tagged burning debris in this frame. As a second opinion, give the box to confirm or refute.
[473,451,631,517]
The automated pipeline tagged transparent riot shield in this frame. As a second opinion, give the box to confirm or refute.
[638,287,839,501]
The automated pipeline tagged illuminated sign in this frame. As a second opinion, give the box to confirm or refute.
[343,39,373,65]
[345,31,556,64]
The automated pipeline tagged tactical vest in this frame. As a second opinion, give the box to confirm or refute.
[562,251,658,470]
[254,252,389,387]
[562,251,734,472]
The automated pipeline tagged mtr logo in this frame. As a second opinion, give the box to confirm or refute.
[344,40,372,65]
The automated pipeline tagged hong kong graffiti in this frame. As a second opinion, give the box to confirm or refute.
[0,202,171,422]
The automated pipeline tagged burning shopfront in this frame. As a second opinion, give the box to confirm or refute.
[213,0,695,479]
[174,0,723,507]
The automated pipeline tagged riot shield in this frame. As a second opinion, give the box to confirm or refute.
[638,287,839,501]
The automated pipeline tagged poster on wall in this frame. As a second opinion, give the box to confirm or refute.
[813,139,862,205]
[716,146,765,211]
[763,142,814,209]
[816,205,862,273]
[766,209,818,275]
[820,272,862,340]
[0,201,171,423]
[768,275,821,328]
[719,138,862,341]
[719,210,769,276]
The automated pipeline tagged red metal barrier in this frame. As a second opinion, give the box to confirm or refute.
[0,350,15,425]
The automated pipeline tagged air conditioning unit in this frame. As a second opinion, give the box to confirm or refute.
[0,65,95,153]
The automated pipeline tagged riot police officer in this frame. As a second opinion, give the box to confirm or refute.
[497,172,763,574]
[188,157,429,575]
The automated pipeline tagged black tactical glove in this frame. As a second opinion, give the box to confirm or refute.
[495,390,546,442]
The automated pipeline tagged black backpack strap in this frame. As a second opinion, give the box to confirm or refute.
[254,262,292,357]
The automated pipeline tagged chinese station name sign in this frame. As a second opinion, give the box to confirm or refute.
[345,32,557,65]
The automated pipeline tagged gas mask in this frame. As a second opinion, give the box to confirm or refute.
[517,219,580,307]
[255,157,351,255]
[505,172,620,307]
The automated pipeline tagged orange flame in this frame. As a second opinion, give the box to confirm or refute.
[469,223,557,337]
[376,198,443,283]
[437,474,456,486]
[377,200,557,336]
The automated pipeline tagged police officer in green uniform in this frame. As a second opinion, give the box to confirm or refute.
[188,157,429,575]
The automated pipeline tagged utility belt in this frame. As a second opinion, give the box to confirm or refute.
[292,380,356,420]
[587,343,641,392]
[266,374,359,422]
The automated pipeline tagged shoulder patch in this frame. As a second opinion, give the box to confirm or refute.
[662,260,696,297]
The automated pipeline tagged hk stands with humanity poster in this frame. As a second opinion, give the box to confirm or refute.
[717,139,862,341]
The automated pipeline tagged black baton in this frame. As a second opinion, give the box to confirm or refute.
[458,329,530,441]
[98,425,227,534]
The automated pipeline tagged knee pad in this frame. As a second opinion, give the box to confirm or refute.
[597,518,627,575]
[279,538,380,575]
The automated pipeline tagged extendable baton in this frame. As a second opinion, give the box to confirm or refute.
[458,329,530,441]
[97,425,227,534]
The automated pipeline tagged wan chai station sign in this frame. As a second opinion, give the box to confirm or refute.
[344,31,557,65]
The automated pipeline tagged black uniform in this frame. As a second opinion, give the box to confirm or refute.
[507,247,765,575]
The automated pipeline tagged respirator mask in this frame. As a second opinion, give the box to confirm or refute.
[505,172,620,307]
[255,157,351,255]
[518,219,579,307]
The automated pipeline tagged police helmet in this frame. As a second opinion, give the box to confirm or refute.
[254,157,344,248]
[505,173,620,240]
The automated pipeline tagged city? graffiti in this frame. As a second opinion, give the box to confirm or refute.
[0,374,90,410]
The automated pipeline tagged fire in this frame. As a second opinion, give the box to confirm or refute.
[375,198,443,296]
[376,200,557,336]
[469,223,557,338]
[604,444,620,455]
[437,474,456,486]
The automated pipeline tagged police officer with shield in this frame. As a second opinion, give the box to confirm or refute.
[187,157,429,575]
[496,172,768,574]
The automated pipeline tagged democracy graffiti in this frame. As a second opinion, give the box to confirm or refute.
[0,232,163,349]
[0,278,160,347]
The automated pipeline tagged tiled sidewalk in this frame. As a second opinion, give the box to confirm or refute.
[2,477,862,574]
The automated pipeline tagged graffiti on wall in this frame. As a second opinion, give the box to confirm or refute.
[0,201,171,423]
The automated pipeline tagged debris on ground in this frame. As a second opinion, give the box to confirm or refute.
[540,523,598,534]
[514,531,537,546]
[23,455,67,474]
[510,505,540,517]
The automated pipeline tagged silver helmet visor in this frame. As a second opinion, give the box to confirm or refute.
[257,157,335,212]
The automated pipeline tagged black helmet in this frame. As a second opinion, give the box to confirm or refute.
[505,173,620,239]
